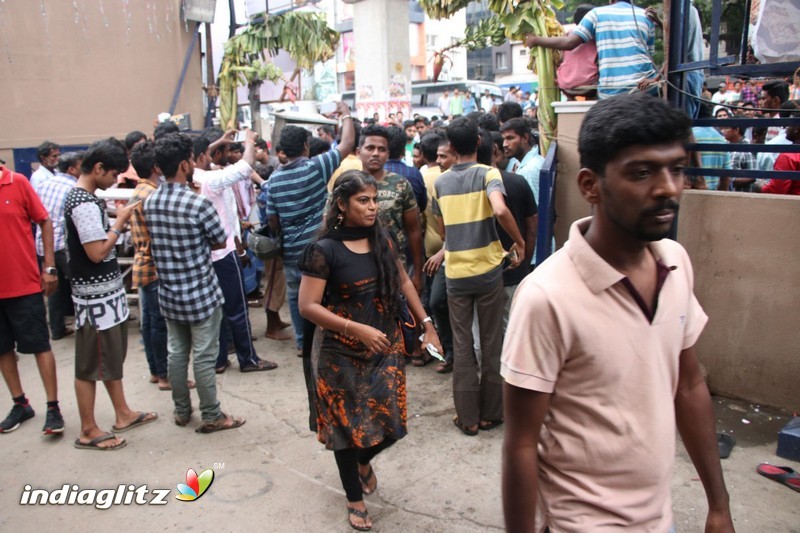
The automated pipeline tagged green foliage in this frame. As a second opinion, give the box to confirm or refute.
[418,0,473,20]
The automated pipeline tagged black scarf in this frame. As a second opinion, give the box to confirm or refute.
[324,225,372,242]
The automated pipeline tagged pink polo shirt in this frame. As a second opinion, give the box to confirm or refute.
[501,217,707,531]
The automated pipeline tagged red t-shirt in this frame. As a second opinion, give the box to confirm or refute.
[0,166,49,298]
[764,152,800,195]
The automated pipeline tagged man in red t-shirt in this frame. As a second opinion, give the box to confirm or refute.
[0,165,63,435]
[758,111,800,195]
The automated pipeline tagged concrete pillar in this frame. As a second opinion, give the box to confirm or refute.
[351,0,411,120]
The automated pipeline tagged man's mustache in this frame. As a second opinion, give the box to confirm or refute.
[642,200,680,216]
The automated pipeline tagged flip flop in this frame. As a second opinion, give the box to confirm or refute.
[718,433,735,459]
[74,433,127,451]
[195,413,246,434]
[359,465,377,495]
[453,416,478,436]
[756,464,800,492]
[112,412,158,433]
[347,505,372,531]
[158,380,196,391]
[479,419,504,431]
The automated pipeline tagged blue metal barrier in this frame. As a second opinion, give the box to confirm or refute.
[535,142,557,266]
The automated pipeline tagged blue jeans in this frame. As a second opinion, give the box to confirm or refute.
[685,70,704,119]
[213,252,259,369]
[139,281,168,379]
[284,260,304,350]
[166,307,223,422]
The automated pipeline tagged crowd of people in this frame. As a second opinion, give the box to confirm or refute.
[9,81,790,530]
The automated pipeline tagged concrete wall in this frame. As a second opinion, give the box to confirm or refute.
[0,0,204,169]
[552,102,799,410]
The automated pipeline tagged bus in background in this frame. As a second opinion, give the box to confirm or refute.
[342,80,503,120]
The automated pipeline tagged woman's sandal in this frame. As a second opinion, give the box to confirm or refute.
[359,464,377,495]
[347,505,372,531]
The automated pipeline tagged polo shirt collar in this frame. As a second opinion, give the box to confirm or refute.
[566,216,679,294]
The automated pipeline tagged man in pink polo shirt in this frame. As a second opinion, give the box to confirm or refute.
[501,94,733,532]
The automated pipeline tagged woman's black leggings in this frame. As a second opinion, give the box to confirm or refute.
[334,438,397,502]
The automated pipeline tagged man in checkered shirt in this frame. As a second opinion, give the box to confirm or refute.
[34,151,82,340]
[145,133,244,433]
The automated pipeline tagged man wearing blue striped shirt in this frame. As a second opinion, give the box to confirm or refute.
[267,102,355,350]
[525,1,658,99]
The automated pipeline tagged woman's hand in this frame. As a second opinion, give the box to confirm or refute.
[350,322,392,353]
[421,325,443,356]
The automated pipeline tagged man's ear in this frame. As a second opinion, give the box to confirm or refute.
[577,168,602,205]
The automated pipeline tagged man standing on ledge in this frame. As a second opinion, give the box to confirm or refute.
[501,94,733,532]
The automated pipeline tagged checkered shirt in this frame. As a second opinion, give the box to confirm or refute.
[143,182,227,324]
[34,172,76,255]
[129,180,158,289]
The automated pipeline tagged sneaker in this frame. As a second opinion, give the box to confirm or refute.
[43,408,65,435]
[0,403,35,433]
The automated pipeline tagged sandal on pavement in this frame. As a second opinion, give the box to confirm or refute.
[240,359,278,372]
[347,505,372,531]
[756,463,800,492]
[215,361,231,374]
[195,413,246,434]
[411,353,432,367]
[74,433,127,451]
[436,361,453,374]
[479,419,504,431]
[174,409,193,427]
[359,464,377,495]
[453,415,478,436]
[112,412,158,433]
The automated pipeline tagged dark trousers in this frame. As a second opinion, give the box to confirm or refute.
[39,250,74,338]
[139,280,168,379]
[448,279,505,427]
[213,252,259,369]
[333,438,397,502]
[429,267,454,363]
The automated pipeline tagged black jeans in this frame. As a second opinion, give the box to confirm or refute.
[428,267,454,363]
[333,438,397,502]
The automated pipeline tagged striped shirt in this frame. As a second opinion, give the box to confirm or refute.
[35,171,76,255]
[691,127,731,190]
[574,2,656,98]
[432,162,506,295]
[266,150,341,264]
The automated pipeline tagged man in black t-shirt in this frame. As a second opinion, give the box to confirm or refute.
[65,138,157,451]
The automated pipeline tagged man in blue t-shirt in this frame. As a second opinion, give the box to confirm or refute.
[266,102,355,350]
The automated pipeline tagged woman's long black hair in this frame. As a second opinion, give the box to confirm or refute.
[324,170,403,316]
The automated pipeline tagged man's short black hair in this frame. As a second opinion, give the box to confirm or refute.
[229,142,244,153]
[497,102,523,124]
[80,138,129,175]
[155,133,194,179]
[318,125,335,138]
[578,93,691,175]
[37,141,60,162]
[419,132,443,163]
[386,126,407,160]
[762,80,789,104]
[403,120,416,129]
[779,99,800,118]
[490,131,504,153]
[153,121,180,140]
[414,116,429,126]
[574,3,594,23]
[192,135,210,159]
[500,117,532,143]
[130,141,157,179]
[56,151,84,174]
[446,118,479,156]
[124,131,148,151]
[308,137,331,158]
[279,125,310,158]
[477,113,500,132]
[359,124,390,147]
[255,138,268,150]
[476,129,494,166]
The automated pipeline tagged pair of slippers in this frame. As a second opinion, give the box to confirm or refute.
[756,464,800,493]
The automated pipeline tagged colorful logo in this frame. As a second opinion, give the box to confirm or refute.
[175,468,214,501]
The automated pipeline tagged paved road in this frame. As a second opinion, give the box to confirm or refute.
[1,307,797,532]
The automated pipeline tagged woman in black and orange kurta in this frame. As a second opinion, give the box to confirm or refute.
[299,170,441,531]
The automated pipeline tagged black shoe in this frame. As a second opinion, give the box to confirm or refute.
[0,403,35,433]
[43,408,65,435]
[240,359,279,372]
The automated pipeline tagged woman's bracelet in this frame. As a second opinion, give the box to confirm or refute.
[237,250,247,257]
[344,319,351,336]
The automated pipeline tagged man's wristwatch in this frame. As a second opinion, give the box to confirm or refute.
[43,267,57,276]
[422,316,434,325]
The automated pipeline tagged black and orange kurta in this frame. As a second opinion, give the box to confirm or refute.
[300,238,407,451]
